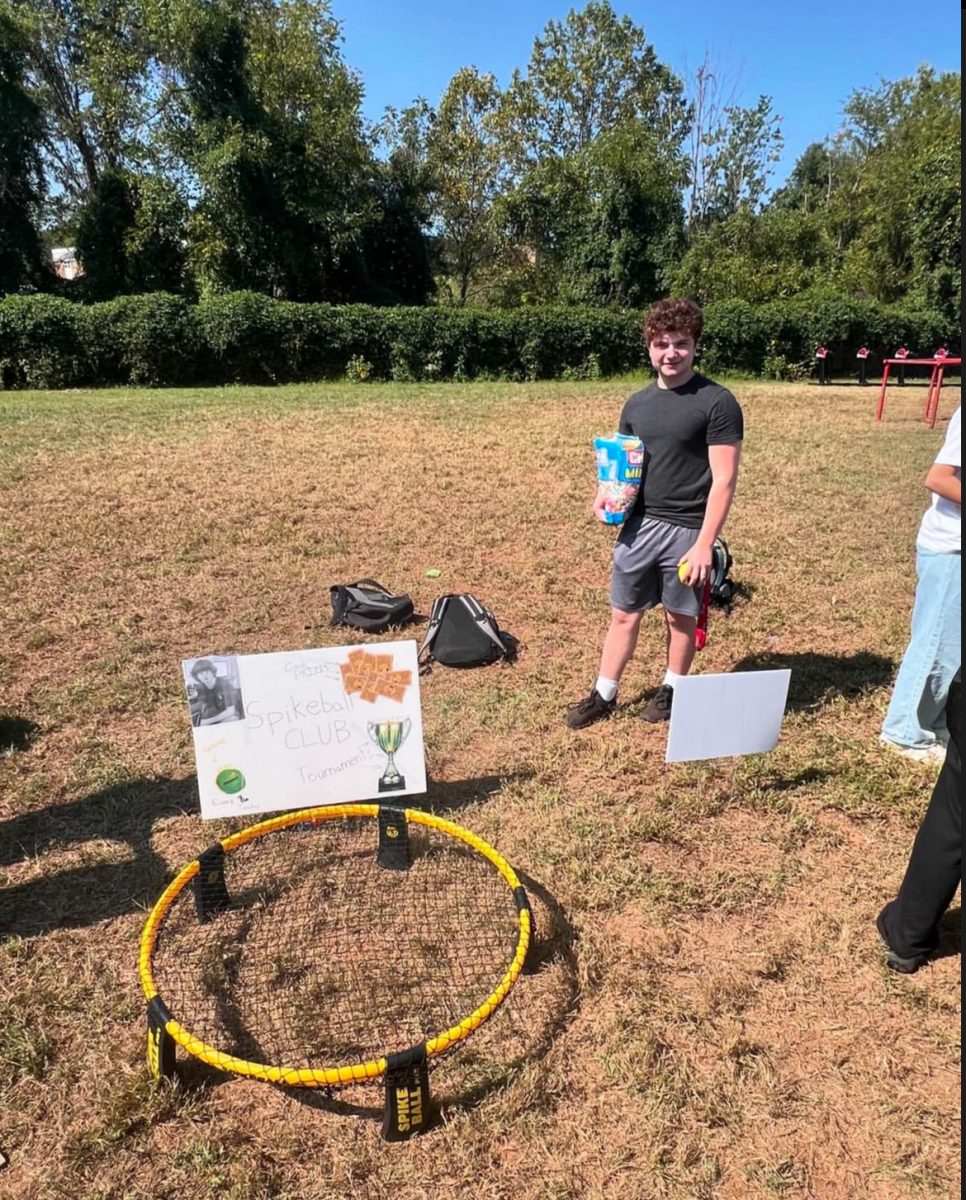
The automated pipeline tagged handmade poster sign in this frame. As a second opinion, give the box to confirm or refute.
[182,642,426,818]
[665,670,792,763]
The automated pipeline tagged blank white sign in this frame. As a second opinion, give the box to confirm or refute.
[665,670,792,763]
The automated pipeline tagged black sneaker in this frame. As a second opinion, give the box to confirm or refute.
[641,684,674,723]
[876,913,930,974]
[565,689,616,730]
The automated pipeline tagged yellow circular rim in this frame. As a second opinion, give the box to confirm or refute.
[139,804,531,1088]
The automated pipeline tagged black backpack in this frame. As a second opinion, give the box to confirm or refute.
[709,538,735,609]
[418,594,517,668]
[329,579,415,632]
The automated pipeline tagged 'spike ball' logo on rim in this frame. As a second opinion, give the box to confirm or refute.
[215,767,246,795]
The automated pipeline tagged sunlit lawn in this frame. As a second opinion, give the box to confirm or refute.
[0,375,960,1200]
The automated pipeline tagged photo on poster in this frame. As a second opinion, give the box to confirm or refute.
[183,656,246,728]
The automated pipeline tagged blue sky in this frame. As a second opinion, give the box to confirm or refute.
[337,0,961,189]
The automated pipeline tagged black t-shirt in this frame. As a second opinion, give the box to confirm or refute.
[193,679,244,725]
[618,373,744,528]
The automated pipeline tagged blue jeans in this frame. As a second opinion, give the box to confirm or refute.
[882,549,962,750]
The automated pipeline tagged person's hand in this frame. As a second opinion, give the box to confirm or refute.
[199,705,238,726]
[592,486,609,523]
[679,542,713,586]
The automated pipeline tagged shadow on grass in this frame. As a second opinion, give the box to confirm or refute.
[0,714,39,754]
[754,765,837,792]
[177,867,579,1137]
[421,770,535,815]
[934,906,961,963]
[0,768,533,940]
[0,777,196,940]
[728,579,755,606]
[730,650,896,712]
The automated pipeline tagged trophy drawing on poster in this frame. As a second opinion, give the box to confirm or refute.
[368,719,411,792]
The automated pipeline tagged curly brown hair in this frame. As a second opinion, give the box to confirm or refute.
[643,298,703,344]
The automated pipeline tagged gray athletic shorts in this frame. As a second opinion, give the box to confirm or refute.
[610,515,702,616]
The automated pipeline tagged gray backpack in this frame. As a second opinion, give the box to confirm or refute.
[329,579,415,632]
[418,594,517,667]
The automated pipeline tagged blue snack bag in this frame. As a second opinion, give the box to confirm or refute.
[594,433,645,525]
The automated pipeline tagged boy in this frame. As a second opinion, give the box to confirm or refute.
[189,658,245,726]
[566,298,743,729]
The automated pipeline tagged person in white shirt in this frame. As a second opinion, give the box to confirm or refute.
[881,407,961,761]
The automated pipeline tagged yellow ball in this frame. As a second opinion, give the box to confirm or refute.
[677,561,690,582]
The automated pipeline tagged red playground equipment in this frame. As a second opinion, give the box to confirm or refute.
[875,348,960,428]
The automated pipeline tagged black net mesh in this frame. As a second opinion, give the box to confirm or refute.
[150,812,523,1078]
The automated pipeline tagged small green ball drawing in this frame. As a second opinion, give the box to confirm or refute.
[216,767,246,794]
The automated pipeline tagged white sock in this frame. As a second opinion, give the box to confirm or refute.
[595,676,619,702]
[663,669,685,687]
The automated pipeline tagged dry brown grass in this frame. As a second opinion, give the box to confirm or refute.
[0,376,960,1199]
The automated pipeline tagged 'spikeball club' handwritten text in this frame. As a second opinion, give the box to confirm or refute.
[246,690,355,751]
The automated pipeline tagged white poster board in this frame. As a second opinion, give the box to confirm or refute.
[665,670,792,763]
[182,641,426,818]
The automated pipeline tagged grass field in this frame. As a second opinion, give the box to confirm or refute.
[0,375,961,1200]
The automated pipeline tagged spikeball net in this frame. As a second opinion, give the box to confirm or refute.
[139,804,531,1139]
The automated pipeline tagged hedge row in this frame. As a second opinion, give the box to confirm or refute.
[699,294,958,380]
[0,290,957,389]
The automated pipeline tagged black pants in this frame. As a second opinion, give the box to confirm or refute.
[878,675,962,959]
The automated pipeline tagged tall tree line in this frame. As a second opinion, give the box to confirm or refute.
[0,5,46,293]
[0,0,959,321]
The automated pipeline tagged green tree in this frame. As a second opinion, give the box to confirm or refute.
[837,68,960,316]
[340,165,435,306]
[500,0,688,168]
[167,0,370,300]
[683,54,783,235]
[497,3,687,307]
[359,102,437,304]
[773,141,838,214]
[670,206,834,304]
[693,95,783,226]
[770,136,864,267]
[73,167,188,298]
[74,167,136,298]
[424,67,509,305]
[505,122,684,306]
[124,175,190,295]
[685,68,960,318]
[0,5,47,293]
[11,0,155,213]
